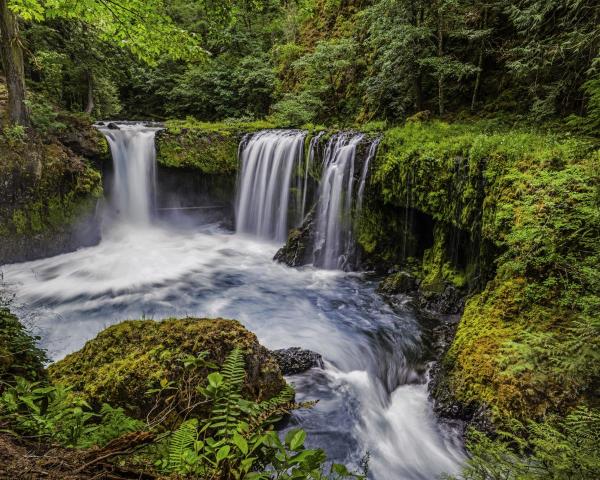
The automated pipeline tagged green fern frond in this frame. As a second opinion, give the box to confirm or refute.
[168,418,198,472]
[220,347,246,388]
[257,384,295,412]
[209,348,246,437]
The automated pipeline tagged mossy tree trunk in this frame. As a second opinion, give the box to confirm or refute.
[0,0,29,126]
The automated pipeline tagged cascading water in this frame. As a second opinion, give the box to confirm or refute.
[300,131,324,223]
[235,130,306,241]
[98,123,161,225]
[312,133,364,270]
[356,138,380,215]
[3,125,465,480]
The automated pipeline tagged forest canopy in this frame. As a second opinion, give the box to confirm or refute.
[0,0,597,131]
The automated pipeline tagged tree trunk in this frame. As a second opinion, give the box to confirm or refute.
[471,48,483,112]
[413,74,423,111]
[84,70,94,114]
[471,7,488,112]
[0,0,29,126]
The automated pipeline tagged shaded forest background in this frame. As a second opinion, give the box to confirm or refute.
[9,0,600,132]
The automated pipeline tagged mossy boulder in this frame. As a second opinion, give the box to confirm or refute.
[48,318,286,423]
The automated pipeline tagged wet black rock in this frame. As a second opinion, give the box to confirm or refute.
[376,271,418,295]
[106,122,120,130]
[429,360,494,435]
[417,285,465,315]
[274,210,314,267]
[272,347,324,375]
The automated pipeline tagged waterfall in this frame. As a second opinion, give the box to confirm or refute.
[235,130,306,241]
[236,129,379,270]
[300,132,324,223]
[356,138,380,215]
[98,123,161,225]
[312,133,364,270]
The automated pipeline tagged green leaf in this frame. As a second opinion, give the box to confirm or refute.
[233,432,248,455]
[287,429,306,451]
[216,444,231,464]
[207,372,224,388]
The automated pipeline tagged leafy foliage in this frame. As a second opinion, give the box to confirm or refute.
[454,407,600,479]
[159,348,362,479]
[0,376,144,447]
[0,308,47,385]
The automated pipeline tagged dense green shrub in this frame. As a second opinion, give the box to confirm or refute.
[0,377,144,448]
[455,407,600,480]
[0,309,47,386]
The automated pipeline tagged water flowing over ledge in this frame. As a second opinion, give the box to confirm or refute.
[235,130,306,241]
[236,129,380,270]
[98,123,162,225]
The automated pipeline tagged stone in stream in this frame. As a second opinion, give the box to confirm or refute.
[273,210,314,267]
[106,122,120,130]
[376,271,418,295]
[272,347,324,375]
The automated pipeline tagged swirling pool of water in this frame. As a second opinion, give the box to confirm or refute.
[2,221,464,479]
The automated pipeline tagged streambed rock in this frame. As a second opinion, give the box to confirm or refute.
[274,210,314,267]
[377,272,465,315]
[272,347,324,375]
[376,271,418,295]
[49,318,286,424]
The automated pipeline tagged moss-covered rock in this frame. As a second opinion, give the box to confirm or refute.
[48,318,286,423]
[156,119,274,174]
[369,120,600,425]
[377,271,418,295]
[0,117,105,264]
[274,210,315,266]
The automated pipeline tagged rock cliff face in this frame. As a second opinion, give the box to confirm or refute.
[0,116,106,265]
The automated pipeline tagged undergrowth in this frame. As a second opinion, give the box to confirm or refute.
[0,321,362,479]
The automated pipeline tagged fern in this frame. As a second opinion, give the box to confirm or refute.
[79,403,145,448]
[167,418,198,472]
[209,348,246,436]
[257,384,295,412]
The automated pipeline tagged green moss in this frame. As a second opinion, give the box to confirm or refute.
[49,317,286,423]
[1,141,102,240]
[372,120,600,423]
[165,117,275,135]
[157,130,240,174]
[11,210,28,235]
